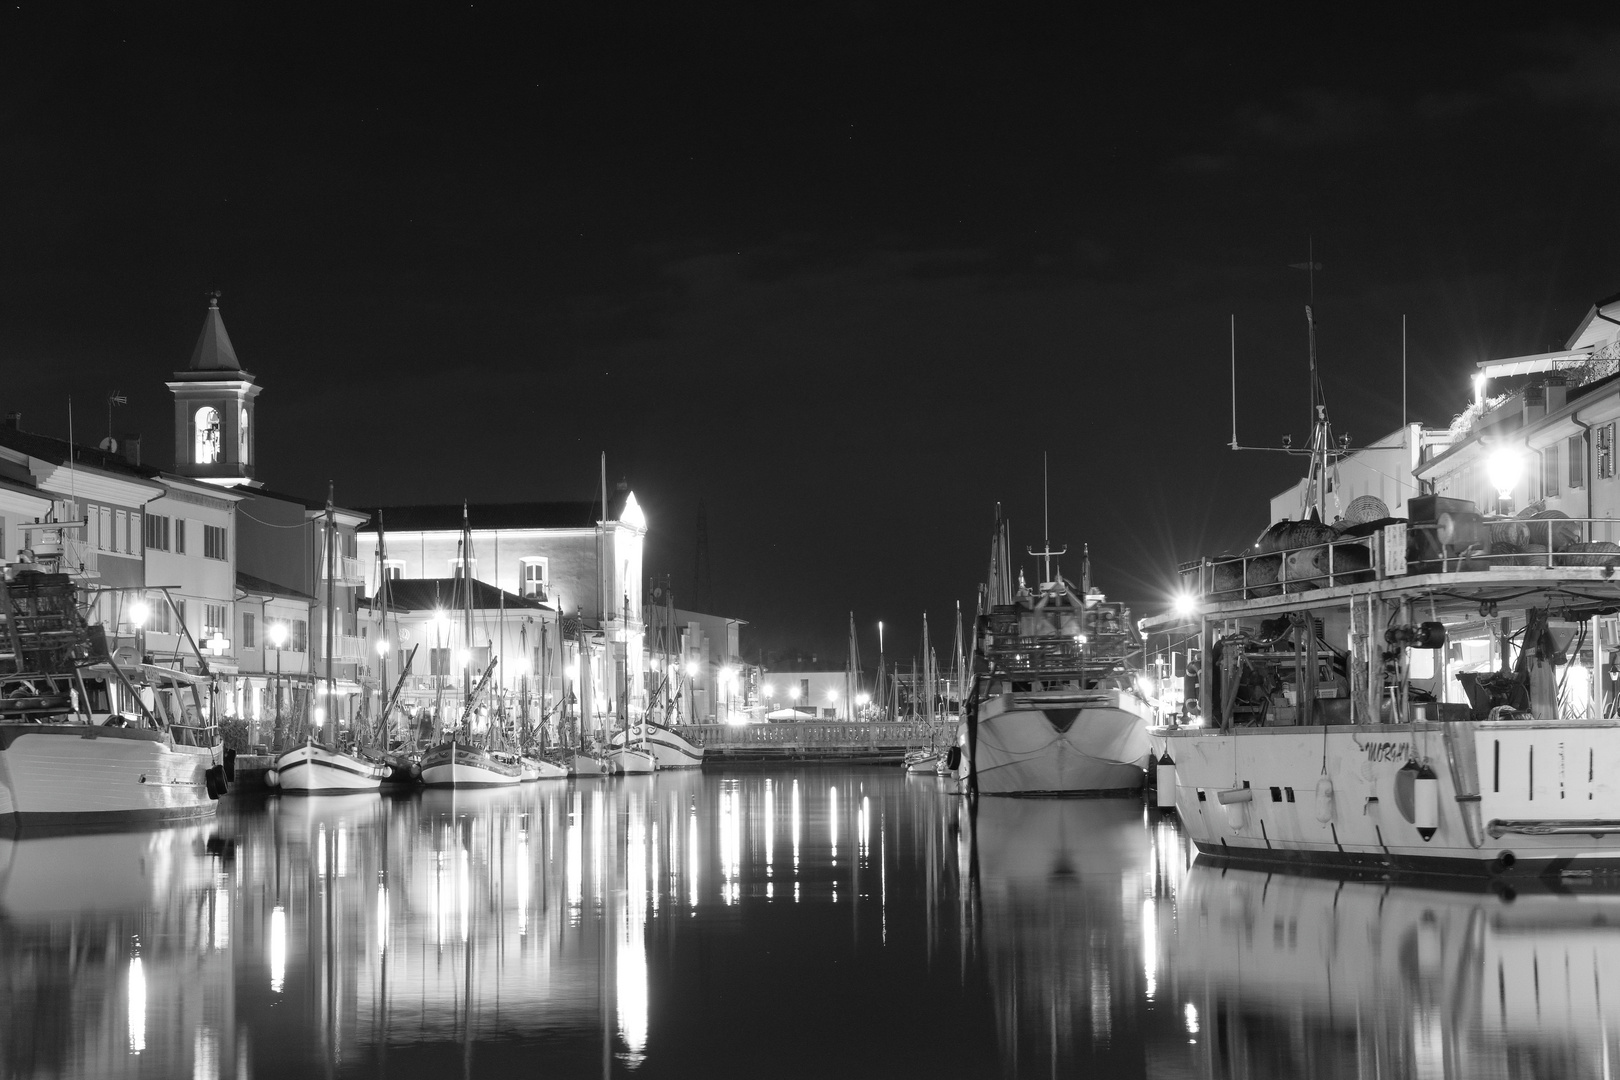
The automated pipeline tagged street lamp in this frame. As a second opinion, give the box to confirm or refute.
[268,621,288,744]
[129,598,150,663]
[789,684,800,719]
[1487,447,1525,516]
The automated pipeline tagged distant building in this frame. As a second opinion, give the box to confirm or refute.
[1269,423,1451,526]
[356,493,645,732]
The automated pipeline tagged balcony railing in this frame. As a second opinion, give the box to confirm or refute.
[320,556,367,587]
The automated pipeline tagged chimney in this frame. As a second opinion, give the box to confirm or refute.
[1522,383,1546,426]
[120,433,142,465]
[3,412,19,430]
[1545,373,1568,412]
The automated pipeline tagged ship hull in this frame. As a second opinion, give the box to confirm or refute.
[571,752,613,777]
[1155,720,1620,877]
[966,694,1150,796]
[274,743,387,794]
[612,724,703,768]
[0,724,216,827]
[607,746,658,774]
[419,741,524,788]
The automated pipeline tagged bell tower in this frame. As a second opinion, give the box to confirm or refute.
[166,294,262,486]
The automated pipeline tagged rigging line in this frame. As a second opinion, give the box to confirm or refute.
[234,508,315,529]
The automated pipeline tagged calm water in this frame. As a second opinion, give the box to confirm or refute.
[1,768,1616,1079]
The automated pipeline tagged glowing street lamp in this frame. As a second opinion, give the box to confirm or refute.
[268,621,289,743]
[1486,448,1525,515]
[128,598,150,662]
[1173,593,1198,619]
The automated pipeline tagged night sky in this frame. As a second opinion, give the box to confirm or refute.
[4,5,1620,662]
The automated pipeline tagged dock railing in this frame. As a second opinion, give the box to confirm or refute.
[677,721,933,750]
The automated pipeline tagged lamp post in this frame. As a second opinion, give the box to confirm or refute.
[763,683,775,722]
[128,598,150,665]
[268,621,287,748]
[375,636,390,746]
[789,684,800,721]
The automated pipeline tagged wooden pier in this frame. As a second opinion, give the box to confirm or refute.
[679,721,936,764]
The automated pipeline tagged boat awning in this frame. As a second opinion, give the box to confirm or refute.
[1476,349,1591,379]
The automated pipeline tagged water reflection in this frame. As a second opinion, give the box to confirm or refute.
[1171,865,1620,1079]
[3,769,1616,1077]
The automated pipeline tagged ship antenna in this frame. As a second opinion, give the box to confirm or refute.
[1027,451,1066,584]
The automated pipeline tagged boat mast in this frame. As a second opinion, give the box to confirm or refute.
[375,510,390,748]
[324,483,336,747]
[462,501,473,740]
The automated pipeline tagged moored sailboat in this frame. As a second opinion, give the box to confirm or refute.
[274,488,387,794]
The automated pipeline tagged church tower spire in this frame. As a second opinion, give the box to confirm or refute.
[166,293,262,486]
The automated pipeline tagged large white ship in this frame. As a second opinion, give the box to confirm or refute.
[961,509,1151,796]
[0,572,226,826]
[1142,300,1620,878]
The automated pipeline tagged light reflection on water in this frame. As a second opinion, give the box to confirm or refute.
[0,768,1614,1077]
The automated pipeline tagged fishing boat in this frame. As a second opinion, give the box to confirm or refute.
[619,579,704,768]
[0,570,229,826]
[272,489,387,794]
[1141,302,1620,878]
[418,508,523,789]
[960,501,1152,797]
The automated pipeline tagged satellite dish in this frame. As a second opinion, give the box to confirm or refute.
[98,436,119,452]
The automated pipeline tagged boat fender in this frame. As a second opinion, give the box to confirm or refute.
[223,748,237,783]
[945,745,962,770]
[1393,761,1420,823]
[1218,786,1250,829]
[1414,764,1440,841]
[1314,777,1335,824]
[205,766,223,800]
[1155,751,1177,811]
[265,768,280,788]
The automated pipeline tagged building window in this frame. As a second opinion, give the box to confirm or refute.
[204,604,226,639]
[1571,434,1586,489]
[99,506,112,551]
[113,510,126,554]
[242,612,257,649]
[383,559,406,580]
[144,514,170,551]
[175,519,187,554]
[450,558,476,579]
[145,593,170,634]
[1542,443,1560,499]
[290,620,308,652]
[521,559,548,597]
[430,647,452,677]
[174,598,187,633]
[195,406,222,465]
[204,524,227,560]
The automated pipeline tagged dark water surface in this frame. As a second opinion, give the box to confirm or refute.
[0,767,1614,1078]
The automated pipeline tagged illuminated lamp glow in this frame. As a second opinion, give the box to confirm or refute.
[685,661,700,677]
[312,707,326,727]
[763,683,775,697]
[268,621,288,648]
[375,637,390,657]
[1486,448,1525,498]
[1173,593,1198,618]
[129,600,151,629]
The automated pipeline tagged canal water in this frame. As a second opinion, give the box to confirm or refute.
[2,767,1615,1078]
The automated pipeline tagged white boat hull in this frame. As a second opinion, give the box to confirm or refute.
[419,742,523,788]
[612,724,704,769]
[572,752,613,776]
[964,691,1150,795]
[0,724,216,826]
[520,756,568,781]
[904,750,940,773]
[1155,719,1620,876]
[607,746,658,774]
[274,743,387,794]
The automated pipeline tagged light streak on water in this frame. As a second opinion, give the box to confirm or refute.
[127,952,146,1053]
[269,908,286,993]
[1142,897,1158,1000]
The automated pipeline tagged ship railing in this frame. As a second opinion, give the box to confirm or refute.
[1181,515,1620,603]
